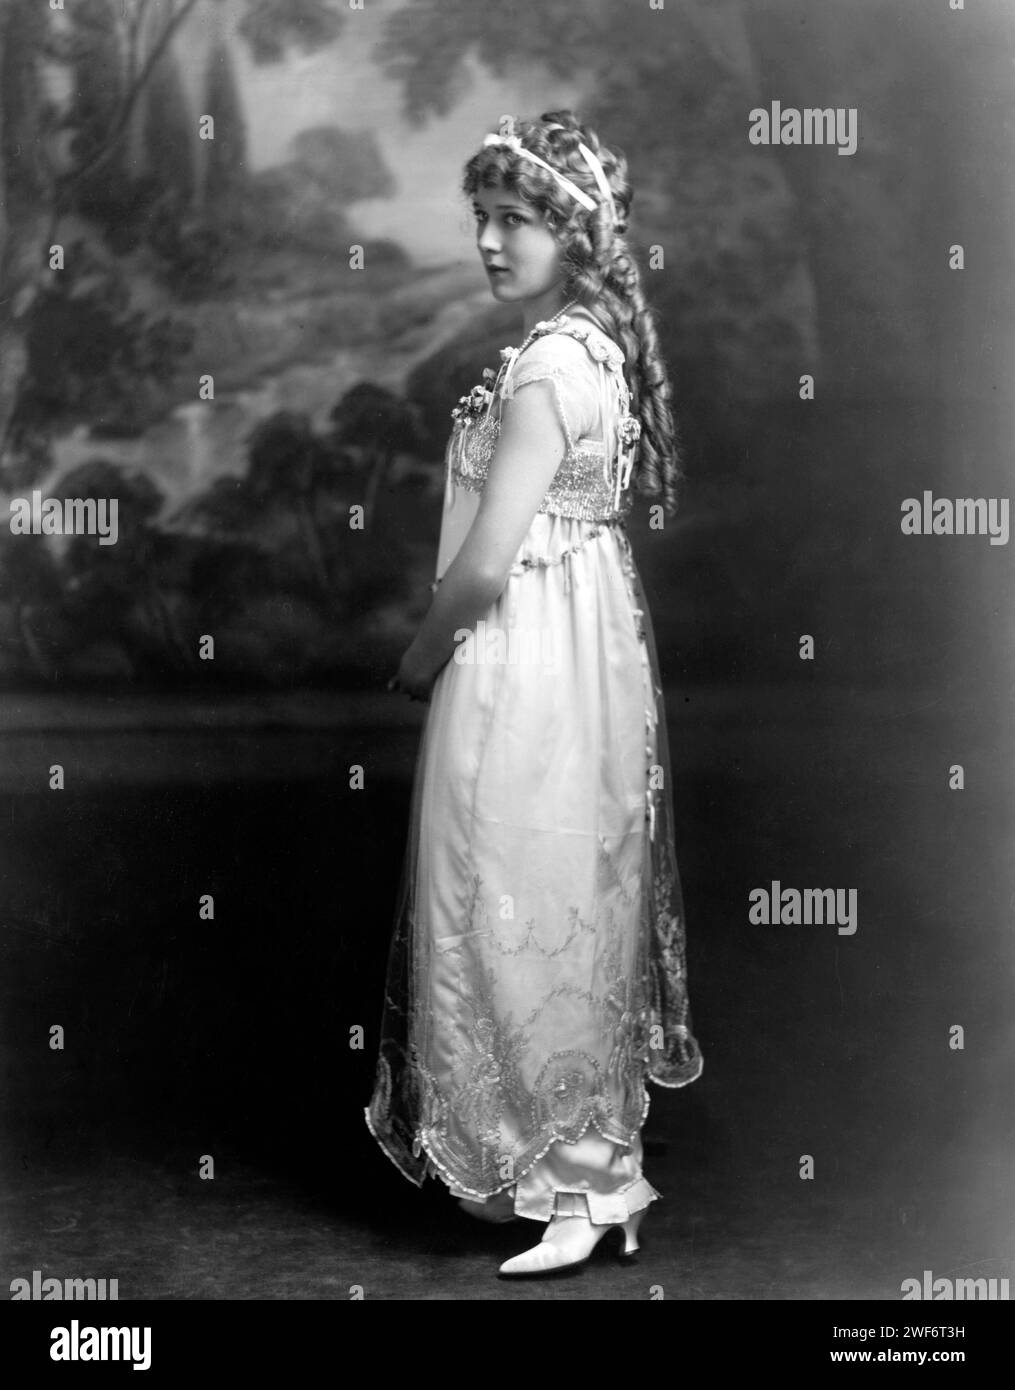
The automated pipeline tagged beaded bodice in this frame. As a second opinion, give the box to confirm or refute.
[443,315,640,523]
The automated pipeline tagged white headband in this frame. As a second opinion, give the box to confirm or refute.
[481,130,617,225]
[576,142,617,225]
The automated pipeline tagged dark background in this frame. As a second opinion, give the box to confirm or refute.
[1,0,1013,1300]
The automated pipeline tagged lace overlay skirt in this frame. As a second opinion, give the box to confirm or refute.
[365,511,702,1199]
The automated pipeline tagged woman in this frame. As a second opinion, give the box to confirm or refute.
[366,109,702,1278]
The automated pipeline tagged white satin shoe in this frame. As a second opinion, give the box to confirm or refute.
[498,1209,644,1277]
[457,1191,521,1224]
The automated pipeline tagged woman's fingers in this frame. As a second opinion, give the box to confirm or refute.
[387,675,426,702]
[387,665,432,702]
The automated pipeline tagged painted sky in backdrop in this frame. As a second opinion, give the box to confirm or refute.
[194,0,585,267]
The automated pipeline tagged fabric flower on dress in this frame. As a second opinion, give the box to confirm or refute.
[618,414,642,449]
[451,381,494,423]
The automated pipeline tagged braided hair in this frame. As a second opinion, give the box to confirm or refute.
[463,109,682,516]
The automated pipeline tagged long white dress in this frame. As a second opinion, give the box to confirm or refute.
[366,311,702,1222]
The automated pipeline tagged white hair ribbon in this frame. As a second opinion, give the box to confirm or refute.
[577,142,617,226]
[482,133,597,212]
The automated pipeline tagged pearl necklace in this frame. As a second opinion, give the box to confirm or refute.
[493,299,582,398]
[514,297,580,356]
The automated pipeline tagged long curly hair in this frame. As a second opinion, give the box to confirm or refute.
[463,109,682,515]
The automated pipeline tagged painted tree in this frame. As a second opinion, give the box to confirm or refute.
[201,34,249,213]
[0,0,51,469]
[329,383,423,522]
[68,0,130,220]
[141,37,198,206]
[267,124,395,253]
[0,0,347,470]
[289,125,394,206]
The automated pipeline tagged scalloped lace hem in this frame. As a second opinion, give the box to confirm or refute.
[363,1104,427,1189]
[648,1052,705,1090]
[366,1084,653,1203]
[365,1053,704,1197]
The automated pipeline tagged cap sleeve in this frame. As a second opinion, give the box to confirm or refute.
[499,333,599,454]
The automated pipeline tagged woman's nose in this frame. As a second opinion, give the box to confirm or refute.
[477,224,501,254]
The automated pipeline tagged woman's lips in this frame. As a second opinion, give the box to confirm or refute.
[487,265,510,275]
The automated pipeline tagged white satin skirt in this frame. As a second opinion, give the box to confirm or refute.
[365,499,702,1219]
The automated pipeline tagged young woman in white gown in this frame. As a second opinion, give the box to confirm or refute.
[366,110,702,1278]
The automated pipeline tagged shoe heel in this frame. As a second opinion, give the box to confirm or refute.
[618,1209,644,1257]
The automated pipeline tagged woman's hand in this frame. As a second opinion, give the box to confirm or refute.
[386,644,439,703]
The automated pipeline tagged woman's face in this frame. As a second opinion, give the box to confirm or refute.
[472,180,564,305]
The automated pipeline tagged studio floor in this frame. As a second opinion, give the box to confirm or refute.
[2,1112,998,1302]
[1,684,1012,1301]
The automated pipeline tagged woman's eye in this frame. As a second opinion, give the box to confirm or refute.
[473,211,525,228]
